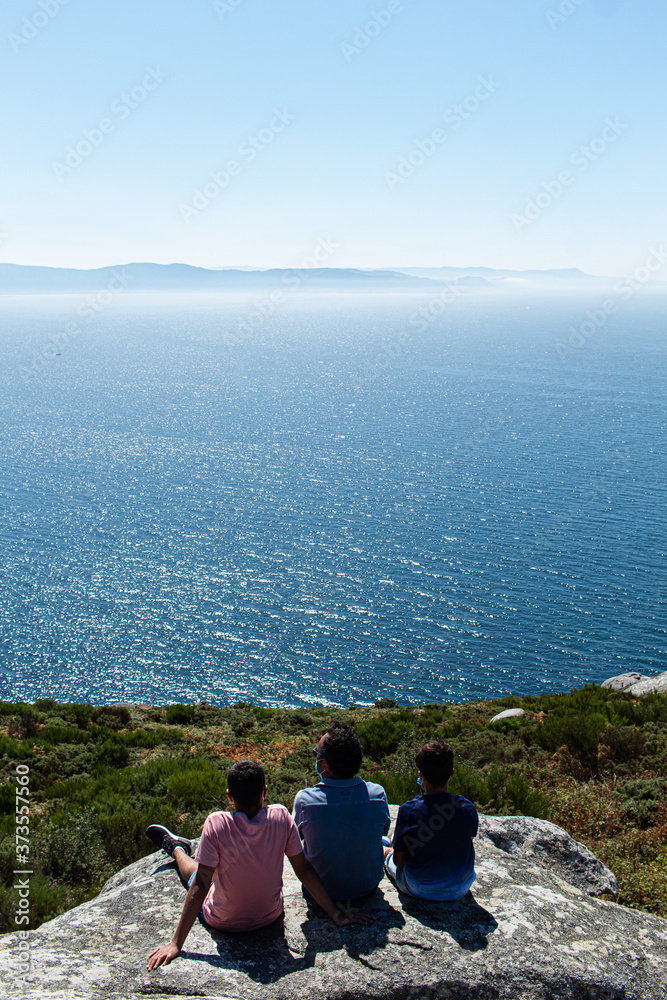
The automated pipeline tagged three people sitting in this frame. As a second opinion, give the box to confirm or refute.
[146,727,477,970]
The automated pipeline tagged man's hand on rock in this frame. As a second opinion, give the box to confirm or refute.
[147,941,181,970]
[332,905,375,927]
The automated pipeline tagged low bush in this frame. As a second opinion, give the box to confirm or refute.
[165,704,195,725]
[357,712,415,760]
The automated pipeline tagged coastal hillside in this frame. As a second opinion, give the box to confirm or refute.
[1,683,666,931]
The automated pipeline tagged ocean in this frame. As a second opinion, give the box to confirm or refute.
[0,290,665,707]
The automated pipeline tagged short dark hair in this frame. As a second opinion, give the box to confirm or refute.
[416,740,454,787]
[227,760,265,808]
[321,721,363,779]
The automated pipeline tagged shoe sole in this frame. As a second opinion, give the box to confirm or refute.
[145,824,192,857]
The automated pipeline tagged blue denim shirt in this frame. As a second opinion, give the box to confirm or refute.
[293,777,391,900]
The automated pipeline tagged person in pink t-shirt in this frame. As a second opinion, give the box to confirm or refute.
[146,759,374,969]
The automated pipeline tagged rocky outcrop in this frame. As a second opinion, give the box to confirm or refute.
[626,672,667,696]
[602,672,650,691]
[601,671,667,694]
[1,809,665,1000]
[478,815,618,897]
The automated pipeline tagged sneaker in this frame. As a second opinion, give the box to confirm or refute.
[146,824,193,858]
[382,836,392,848]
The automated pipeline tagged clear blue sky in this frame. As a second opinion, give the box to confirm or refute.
[1,0,665,273]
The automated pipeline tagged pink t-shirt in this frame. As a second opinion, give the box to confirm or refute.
[194,804,303,931]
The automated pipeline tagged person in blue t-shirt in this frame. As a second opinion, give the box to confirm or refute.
[384,739,478,901]
[293,721,391,901]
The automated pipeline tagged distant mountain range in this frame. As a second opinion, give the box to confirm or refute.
[0,261,664,294]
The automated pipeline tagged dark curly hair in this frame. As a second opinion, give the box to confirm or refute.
[321,721,363,779]
[415,740,454,787]
[227,760,265,808]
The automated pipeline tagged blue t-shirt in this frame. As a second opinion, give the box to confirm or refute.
[393,792,478,892]
[293,777,391,899]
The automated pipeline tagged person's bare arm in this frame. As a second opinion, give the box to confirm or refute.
[147,864,216,970]
[288,852,374,925]
[392,849,407,868]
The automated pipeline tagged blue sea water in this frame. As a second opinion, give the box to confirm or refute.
[0,290,665,707]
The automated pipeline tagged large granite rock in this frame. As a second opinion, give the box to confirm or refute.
[601,672,650,691]
[601,671,667,695]
[1,809,666,1000]
[626,672,667,696]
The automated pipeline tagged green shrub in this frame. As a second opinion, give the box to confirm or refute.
[599,726,645,764]
[91,706,131,730]
[61,704,94,729]
[166,765,227,811]
[165,704,194,725]
[357,712,415,759]
[290,711,313,728]
[537,711,607,759]
[38,725,88,746]
[253,707,274,721]
[487,764,509,802]
[449,763,492,806]
[370,769,419,805]
[35,811,109,885]
[93,738,129,769]
[7,709,41,740]
[0,782,14,815]
[0,735,19,759]
[230,715,256,737]
[34,698,58,712]
[504,772,550,819]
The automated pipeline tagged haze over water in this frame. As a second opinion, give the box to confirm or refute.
[1,291,665,707]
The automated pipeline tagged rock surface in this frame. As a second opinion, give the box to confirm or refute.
[602,672,650,691]
[1,809,666,1000]
[626,672,667,696]
[489,708,525,723]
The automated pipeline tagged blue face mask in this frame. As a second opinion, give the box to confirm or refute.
[316,758,324,777]
[417,776,423,788]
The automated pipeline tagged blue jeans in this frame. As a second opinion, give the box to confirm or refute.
[384,850,475,901]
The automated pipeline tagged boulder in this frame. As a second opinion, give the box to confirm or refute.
[601,672,651,691]
[1,809,666,1000]
[489,708,525,723]
[478,815,618,897]
[626,672,667,697]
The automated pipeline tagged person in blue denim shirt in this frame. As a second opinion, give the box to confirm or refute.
[384,739,478,901]
[293,721,390,901]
